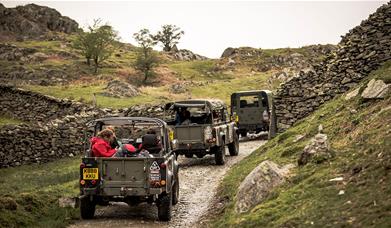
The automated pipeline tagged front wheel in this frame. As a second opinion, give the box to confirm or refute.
[214,145,226,165]
[80,196,96,219]
[158,191,172,221]
[228,133,239,156]
[172,176,179,205]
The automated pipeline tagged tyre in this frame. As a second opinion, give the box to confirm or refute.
[185,153,193,158]
[172,176,179,205]
[158,191,172,221]
[80,196,96,219]
[228,133,239,156]
[240,131,247,138]
[214,145,226,165]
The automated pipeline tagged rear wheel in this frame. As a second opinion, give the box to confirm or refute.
[172,176,179,205]
[240,131,247,138]
[80,196,96,219]
[214,145,226,165]
[185,153,193,158]
[228,133,239,156]
[158,192,172,221]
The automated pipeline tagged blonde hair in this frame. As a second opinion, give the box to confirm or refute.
[97,129,114,139]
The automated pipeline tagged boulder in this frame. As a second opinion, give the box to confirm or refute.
[101,80,139,98]
[361,79,390,99]
[235,160,294,213]
[345,87,360,100]
[298,127,332,166]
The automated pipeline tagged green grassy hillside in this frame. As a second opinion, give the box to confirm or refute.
[210,62,391,227]
[2,37,315,109]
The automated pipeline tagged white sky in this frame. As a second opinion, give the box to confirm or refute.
[2,1,387,58]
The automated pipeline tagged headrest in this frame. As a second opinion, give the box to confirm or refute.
[142,134,159,147]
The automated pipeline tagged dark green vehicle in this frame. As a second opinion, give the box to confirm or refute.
[166,99,239,165]
[230,90,277,139]
[79,117,179,221]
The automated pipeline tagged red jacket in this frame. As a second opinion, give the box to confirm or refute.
[90,137,117,157]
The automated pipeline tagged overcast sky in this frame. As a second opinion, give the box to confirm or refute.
[2,1,387,58]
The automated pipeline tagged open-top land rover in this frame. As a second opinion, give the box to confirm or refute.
[166,99,239,165]
[79,117,179,221]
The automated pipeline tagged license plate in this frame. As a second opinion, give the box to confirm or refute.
[83,168,98,180]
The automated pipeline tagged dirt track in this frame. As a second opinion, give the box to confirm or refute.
[69,137,265,228]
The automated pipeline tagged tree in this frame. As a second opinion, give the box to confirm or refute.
[73,19,118,73]
[153,24,184,52]
[133,29,159,83]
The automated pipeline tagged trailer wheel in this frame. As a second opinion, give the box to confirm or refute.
[158,192,172,221]
[214,145,226,165]
[228,133,239,156]
[80,196,96,219]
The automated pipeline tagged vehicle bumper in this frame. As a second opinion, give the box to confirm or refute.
[81,187,163,196]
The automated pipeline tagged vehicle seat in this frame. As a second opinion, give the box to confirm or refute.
[141,134,162,154]
[240,100,247,108]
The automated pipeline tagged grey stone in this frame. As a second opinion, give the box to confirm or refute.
[361,79,390,99]
[235,161,294,213]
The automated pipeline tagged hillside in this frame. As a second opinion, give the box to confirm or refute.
[0,2,390,228]
[208,61,391,227]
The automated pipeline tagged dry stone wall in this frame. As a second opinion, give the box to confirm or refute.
[274,3,391,130]
[0,85,108,168]
[0,85,102,123]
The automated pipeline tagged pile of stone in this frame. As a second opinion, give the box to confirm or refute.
[275,3,391,130]
[101,80,140,98]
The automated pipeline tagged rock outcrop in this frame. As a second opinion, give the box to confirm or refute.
[235,161,294,213]
[275,3,391,130]
[361,79,390,99]
[168,47,208,61]
[0,3,79,40]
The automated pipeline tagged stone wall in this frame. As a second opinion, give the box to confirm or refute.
[274,3,391,130]
[0,85,108,168]
[0,85,103,123]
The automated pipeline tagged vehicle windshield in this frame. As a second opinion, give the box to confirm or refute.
[173,106,212,125]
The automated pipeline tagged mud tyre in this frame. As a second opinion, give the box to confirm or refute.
[214,145,226,165]
[228,133,239,156]
[172,176,179,205]
[80,196,96,219]
[158,191,172,221]
[185,153,193,158]
[240,131,247,138]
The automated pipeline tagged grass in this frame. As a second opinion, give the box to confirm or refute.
[0,157,80,228]
[210,63,391,227]
[168,59,231,81]
[0,115,24,126]
[190,72,274,103]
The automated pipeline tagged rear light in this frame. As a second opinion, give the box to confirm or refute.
[80,180,86,185]
[160,163,167,169]
[91,179,97,185]
[80,163,86,168]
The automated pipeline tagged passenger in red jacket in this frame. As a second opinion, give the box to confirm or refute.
[90,129,117,157]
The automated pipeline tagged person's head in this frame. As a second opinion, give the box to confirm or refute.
[97,129,115,143]
[184,110,191,119]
